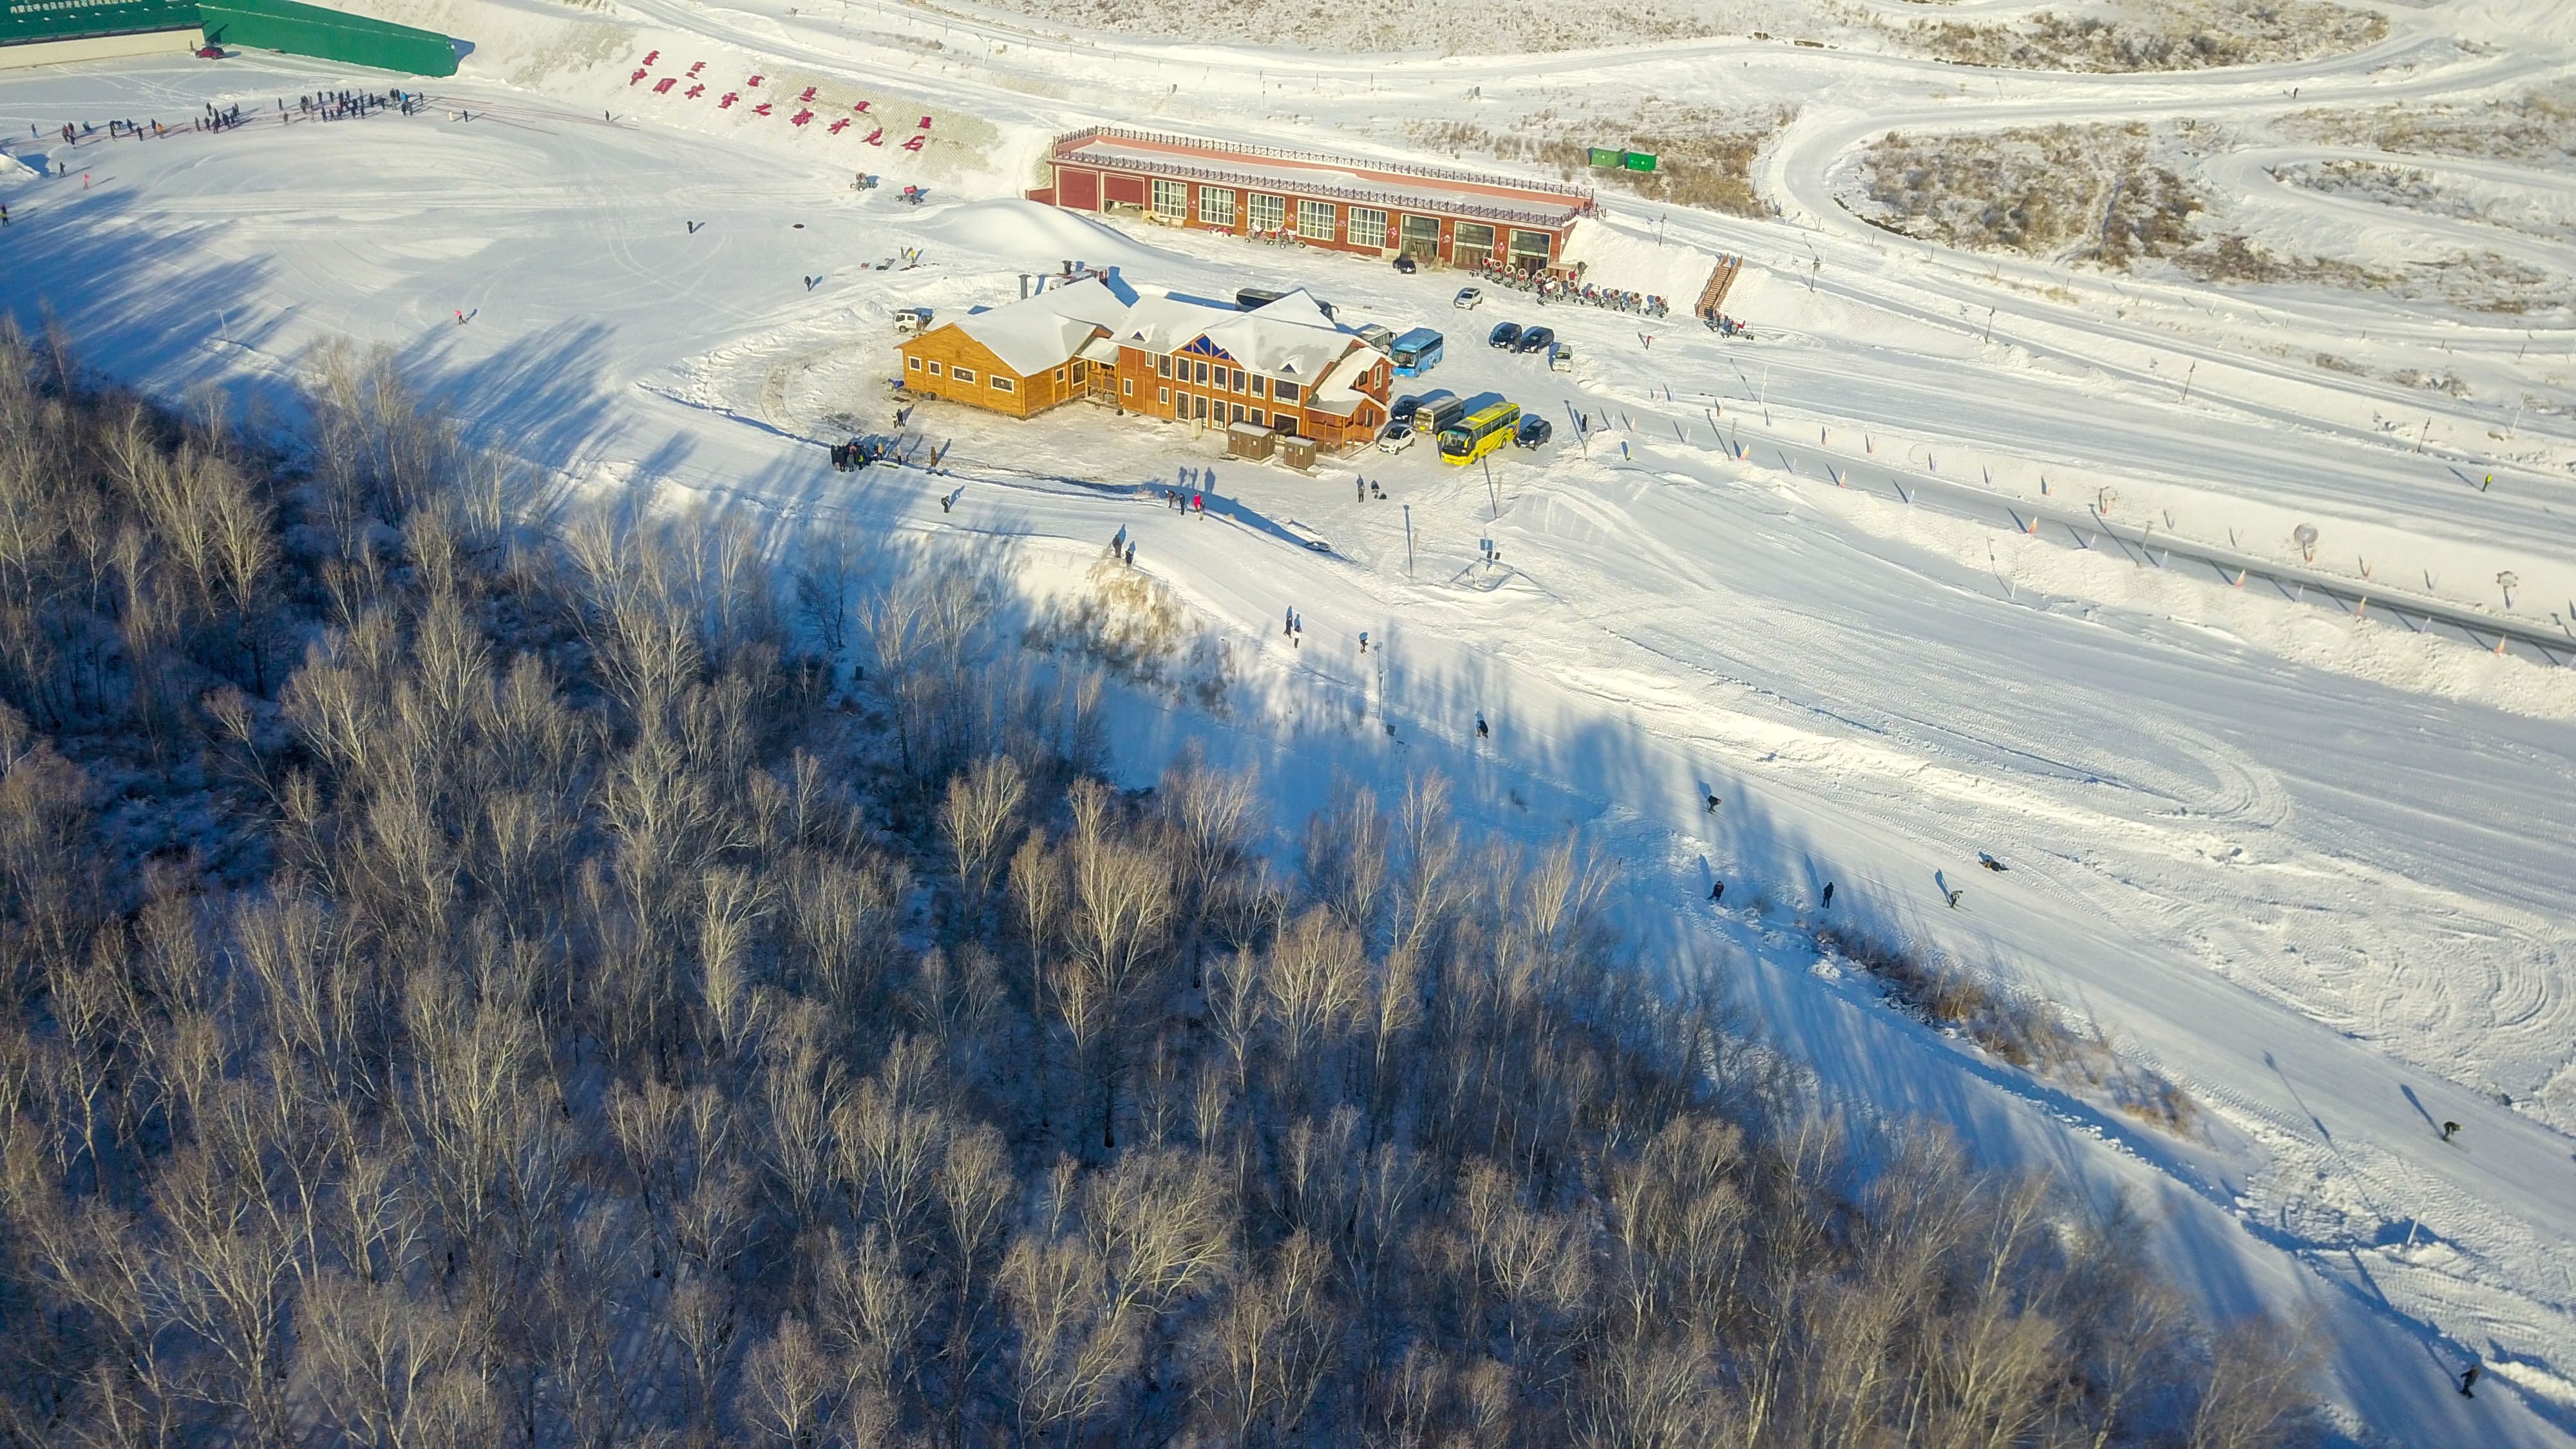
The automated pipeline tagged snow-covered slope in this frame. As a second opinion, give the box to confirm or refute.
[4,0,2573,1435]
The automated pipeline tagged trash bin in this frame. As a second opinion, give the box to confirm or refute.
[1280,435,1318,471]
[1226,422,1274,460]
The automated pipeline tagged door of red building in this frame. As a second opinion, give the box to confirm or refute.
[1058,167,1099,210]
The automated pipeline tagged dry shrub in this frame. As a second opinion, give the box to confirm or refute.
[1028,554,1235,713]
[1817,924,2199,1135]
[1861,124,2202,263]
[2282,90,2576,163]
[1896,0,2385,72]
[1406,106,1790,216]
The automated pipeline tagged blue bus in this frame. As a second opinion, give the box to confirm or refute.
[1389,327,1444,377]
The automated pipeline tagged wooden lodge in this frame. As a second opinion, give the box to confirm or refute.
[896,276,1132,419]
[898,278,1393,454]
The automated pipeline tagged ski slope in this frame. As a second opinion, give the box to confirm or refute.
[4,1,2573,1439]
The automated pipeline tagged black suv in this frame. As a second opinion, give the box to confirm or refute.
[1389,394,1422,428]
[1488,321,1522,349]
[1514,415,1553,450]
[1513,325,1555,355]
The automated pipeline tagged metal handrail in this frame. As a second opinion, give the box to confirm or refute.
[1059,146,1583,230]
[1054,124,1595,207]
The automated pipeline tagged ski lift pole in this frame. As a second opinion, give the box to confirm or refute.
[1403,504,1414,578]
[1481,456,1499,519]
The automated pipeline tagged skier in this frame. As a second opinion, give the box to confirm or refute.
[1946,887,1964,909]
[1284,607,1294,637]
[2459,1361,2481,1397]
[1356,477,1365,500]
[1821,882,1833,909]
[1,204,9,227]
[1710,880,1724,902]
[1124,543,1135,567]
[1979,852,2008,872]
[1475,714,1489,741]
[1705,793,1721,813]
[1193,493,1204,514]
[1358,632,1368,654]
[2440,1121,2461,1142]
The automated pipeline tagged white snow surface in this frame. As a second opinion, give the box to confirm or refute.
[5,0,2575,1441]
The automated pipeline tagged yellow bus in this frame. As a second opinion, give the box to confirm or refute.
[1439,402,1520,466]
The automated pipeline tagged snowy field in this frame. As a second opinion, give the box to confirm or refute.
[5,0,2576,1439]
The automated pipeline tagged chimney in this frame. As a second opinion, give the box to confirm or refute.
[1019,274,1032,299]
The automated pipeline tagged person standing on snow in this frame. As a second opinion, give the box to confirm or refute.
[2459,1361,2481,1397]
[1821,882,1833,909]
[1705,793,1721,813]
[1710,880,1724,902]
[1475,714,1490,741]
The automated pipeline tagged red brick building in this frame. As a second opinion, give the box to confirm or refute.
[1031,127,1593,275]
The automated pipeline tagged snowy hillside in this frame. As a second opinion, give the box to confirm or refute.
[5,0,2574,1439]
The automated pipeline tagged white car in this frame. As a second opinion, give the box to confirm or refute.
[1548,341,1574,372]
[1452,287,1482,310]
[1377,424,1416,454]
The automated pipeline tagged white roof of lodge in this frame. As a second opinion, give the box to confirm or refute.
[952,276,1137,377]
[1117,288,1365,386]
[1311,344,1391,415]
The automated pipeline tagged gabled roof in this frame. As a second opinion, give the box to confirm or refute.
[1115,294,1243,355]
[952,276,1133,377]
[1311,343,1392,413]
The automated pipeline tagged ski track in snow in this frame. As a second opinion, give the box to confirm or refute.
[5,2,2576,1439]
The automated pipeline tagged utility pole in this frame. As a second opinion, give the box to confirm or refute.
[1481,456,1499,518]
[2181,359,2196,404]
[1403,504,1414,576]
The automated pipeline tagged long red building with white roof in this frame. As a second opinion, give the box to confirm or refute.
[1030,127,1594,274]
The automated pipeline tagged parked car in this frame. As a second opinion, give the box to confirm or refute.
[194,44,224,57]
[1390,394,1423,429]
[1514,415,1554,450]
[1393,255,1418,274]
[1377,424,1417,454]
[1354,323,1396,350]
[1453,287,1483,310]
[1548,341,1575,372]
[1513,326,1555,355]
[1488,321,1522,350]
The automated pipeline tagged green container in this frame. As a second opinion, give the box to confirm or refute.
[1586,146,1619,168]
[3,0,200,46]
[198,0,455,75]
[1622,151,1657,173]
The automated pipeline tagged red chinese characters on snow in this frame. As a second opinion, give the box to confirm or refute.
[798,86,817,102]
[791,109,814,127]
[687,60,705,75]
[630,68,649,84]
[902,133,924,151]
[719,92,739,108]
[862,127,883,144]
[753,102,773,116]
[828,118,849,134]
[653,77,675,93]
[684,84,704,99]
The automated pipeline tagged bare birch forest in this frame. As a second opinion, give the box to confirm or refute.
[0,319,2319,1447]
